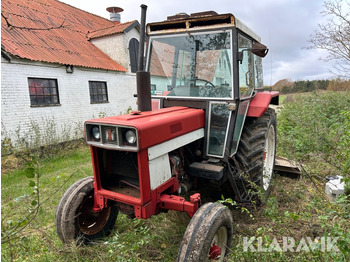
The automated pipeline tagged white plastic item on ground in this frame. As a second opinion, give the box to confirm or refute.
[325,176,345,201]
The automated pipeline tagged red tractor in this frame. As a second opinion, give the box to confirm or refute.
[56,6,279,261]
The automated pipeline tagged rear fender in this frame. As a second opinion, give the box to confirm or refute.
[247,91,279,117]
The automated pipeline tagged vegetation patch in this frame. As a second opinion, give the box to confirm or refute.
[270,78,350,94]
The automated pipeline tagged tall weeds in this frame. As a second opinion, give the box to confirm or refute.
[1,117,83,159]
[277,91,350,259]
[278,91,350,178]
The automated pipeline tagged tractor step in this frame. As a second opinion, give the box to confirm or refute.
[189,162,224,180]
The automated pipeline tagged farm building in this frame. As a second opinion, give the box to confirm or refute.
[1,0,140,149]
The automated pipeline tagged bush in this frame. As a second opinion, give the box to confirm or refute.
[276,91,350,260]
[278,91,350,178]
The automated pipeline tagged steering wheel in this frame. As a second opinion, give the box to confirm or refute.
[190,78,215,88]
[186,77,216,97]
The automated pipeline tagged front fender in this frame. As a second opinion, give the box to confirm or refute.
[247,91,279,117]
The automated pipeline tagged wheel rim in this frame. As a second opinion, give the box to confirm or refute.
[263,124,276,190]
[77,195,112,236]
[209,226,228,260]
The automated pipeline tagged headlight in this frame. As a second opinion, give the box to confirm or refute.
[85,123,138,151]
[125,130,137,145]
[91,126,100,140]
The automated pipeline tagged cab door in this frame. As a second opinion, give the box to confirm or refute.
[230,33,255,155]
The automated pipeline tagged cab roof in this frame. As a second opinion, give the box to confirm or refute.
[146,11,261,42]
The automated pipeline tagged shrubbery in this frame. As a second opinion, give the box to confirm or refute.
[278,91,350,178]
[273,78,350,94]
[277,91,350,259]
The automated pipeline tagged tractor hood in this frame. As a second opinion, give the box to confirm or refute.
[85,107,205,150]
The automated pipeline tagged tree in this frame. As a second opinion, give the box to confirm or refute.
[308,0,350,79]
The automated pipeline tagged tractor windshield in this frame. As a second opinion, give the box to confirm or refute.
[147,30,232,99]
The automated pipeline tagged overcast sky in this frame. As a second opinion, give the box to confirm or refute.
[60,0,335,85]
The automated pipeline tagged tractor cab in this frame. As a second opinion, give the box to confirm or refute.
[146,11,272,160]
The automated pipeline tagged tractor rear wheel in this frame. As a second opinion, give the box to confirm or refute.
[236,108,277,198]
[55,177,118,244]
[177,202,233,262]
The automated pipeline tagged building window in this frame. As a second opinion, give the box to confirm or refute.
[89,81,108,103]
[28,78,60,106]
[129,38,139,73]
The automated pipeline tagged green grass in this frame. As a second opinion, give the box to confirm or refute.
[1,146,93,257]
[279,95,287,104]
[2,91,350,261]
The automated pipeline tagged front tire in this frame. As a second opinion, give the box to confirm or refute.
[177,202,233,261]
[55,177,92,242]
[55,177,118,244]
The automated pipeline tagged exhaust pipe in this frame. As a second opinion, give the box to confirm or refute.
[138,4,147,72]
[136,4,152,112]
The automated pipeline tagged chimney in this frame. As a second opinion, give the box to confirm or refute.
[106,7,123,22]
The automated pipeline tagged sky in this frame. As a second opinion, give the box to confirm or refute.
[60,0,335,85]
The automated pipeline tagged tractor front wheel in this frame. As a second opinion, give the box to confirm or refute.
[55,177,93,242]
[177,202,233,261]
[55,177,118,244]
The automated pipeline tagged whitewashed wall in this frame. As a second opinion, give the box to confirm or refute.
[1,58,137,148]
[91,27,140,73]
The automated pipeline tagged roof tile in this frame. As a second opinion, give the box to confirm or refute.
[1,0,135,72]
[87,20,138,39]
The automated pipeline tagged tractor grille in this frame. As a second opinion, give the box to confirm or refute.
[96,148,140,192]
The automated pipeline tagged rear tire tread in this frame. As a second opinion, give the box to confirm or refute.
[236,108,277,194]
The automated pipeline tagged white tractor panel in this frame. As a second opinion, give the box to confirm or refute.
[148,129,204,190]
[149,153,172,190]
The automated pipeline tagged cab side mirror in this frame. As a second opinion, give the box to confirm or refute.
[238,42,269,63]
[251,42,269,57]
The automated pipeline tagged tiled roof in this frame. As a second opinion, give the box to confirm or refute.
[1,0,135,72]
[87,20,139,40]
